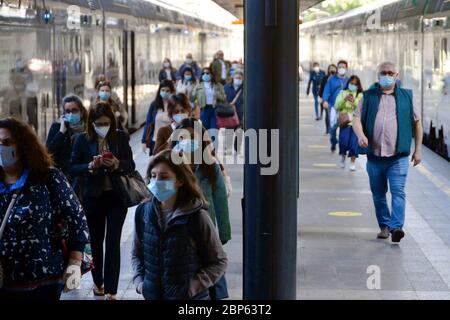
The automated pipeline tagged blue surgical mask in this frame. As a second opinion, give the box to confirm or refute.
[172,113,188,124]
[202,74,211,82]
[348,84,357,92]
[175,139,200,154]
[0,145,17,168]
[379,75,395,88]
[64,113,81,126]
[184,75,193,81]
[160,91,170,100]
[234,79,242,87]
[99,91,110,101]
[148,179,177,202]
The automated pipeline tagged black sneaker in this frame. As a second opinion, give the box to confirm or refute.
[391,229,405,243]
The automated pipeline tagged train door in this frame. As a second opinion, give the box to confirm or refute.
[122,30,136,130]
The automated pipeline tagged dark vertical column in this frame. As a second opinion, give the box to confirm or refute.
[243,0,299,299]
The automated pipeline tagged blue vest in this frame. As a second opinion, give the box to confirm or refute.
[360,84,414,156]
[140,201,208,300]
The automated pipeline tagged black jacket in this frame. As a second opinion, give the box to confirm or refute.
[46,122,80,180]
[70,130,135,198]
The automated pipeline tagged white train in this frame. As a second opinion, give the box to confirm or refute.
[0,0,233,141]
[300,0,450,160]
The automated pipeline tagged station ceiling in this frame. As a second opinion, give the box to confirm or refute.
[212,0,325,20]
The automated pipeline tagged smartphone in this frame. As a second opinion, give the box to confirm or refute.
[102,151,113,159]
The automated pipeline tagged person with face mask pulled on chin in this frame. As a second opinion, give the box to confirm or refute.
[323,60,350,152]
[352,61,423,243]
[70,102,135,299]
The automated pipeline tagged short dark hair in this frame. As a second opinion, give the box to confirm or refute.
[337,60,348,67]
[181,67,196,82]
[167,93,192,118]
[86,102,117,141]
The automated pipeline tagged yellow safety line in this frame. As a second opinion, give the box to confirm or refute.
[416,164,450,197]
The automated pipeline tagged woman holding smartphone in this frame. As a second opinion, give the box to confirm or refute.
[70,102,135,300]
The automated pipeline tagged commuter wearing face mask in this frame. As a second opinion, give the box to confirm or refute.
[142,80,176,156]
[307,62,326,121]
[96,80,128,132]
[92,74,125,116]
[46,94,87,183]
[171,118,231,299]
[335,75,363,171]
[318,64,338,134]
[176,67,200,118]
[0,117,89,300]
[323,60,350,152]
[153,93,192,154]
[131,149,227,300]
[224,70,244,154]
[210,50,231,85]
[176,53,202,80]
[353,62,423,243]
[71,102,135,299]
[159,58,177,83]
[191,67,226,151]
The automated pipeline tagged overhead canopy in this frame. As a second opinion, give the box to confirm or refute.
[211,0,325,19]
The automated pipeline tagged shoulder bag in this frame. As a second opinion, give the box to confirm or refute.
[111,170,152,208]
[0,190,20,289]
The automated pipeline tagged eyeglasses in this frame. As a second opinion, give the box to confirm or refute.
[380,71,396,76]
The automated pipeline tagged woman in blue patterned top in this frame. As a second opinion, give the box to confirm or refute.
[0,117,90,300]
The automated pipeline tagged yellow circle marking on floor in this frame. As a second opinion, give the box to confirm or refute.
[313,163,338,168]
[329,211,362,217]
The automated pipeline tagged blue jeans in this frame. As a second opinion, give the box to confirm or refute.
[339,125,359,157]
[329,122,338,150]
[366,156,409,231]
[313,92,319,118]
[201,105,219,151]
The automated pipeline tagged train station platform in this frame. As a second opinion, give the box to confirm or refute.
[62,82,450,300]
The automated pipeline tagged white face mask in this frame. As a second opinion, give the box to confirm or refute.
[164,62,170,68]
[93,124,110,138]
[173,113,188,124]
[313,66,320,73]
[338,67,347,76]
[0,145,17,168]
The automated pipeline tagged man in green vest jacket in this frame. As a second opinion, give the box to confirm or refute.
[353,61,423,244]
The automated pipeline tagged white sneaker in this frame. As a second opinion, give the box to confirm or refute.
[350,164,356,171]
[340,157,346,168]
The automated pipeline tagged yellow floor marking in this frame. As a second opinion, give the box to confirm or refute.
[329,211,362,217]
[416,164,450,197]
[313,163,338,168]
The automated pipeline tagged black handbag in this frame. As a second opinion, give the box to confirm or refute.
[215,104,235,118]
[112,170,151,208]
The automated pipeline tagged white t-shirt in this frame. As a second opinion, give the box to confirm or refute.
[220,60,226,80]
[153,109,171,141]
[204,82,215,105]
[165,69,172,81]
